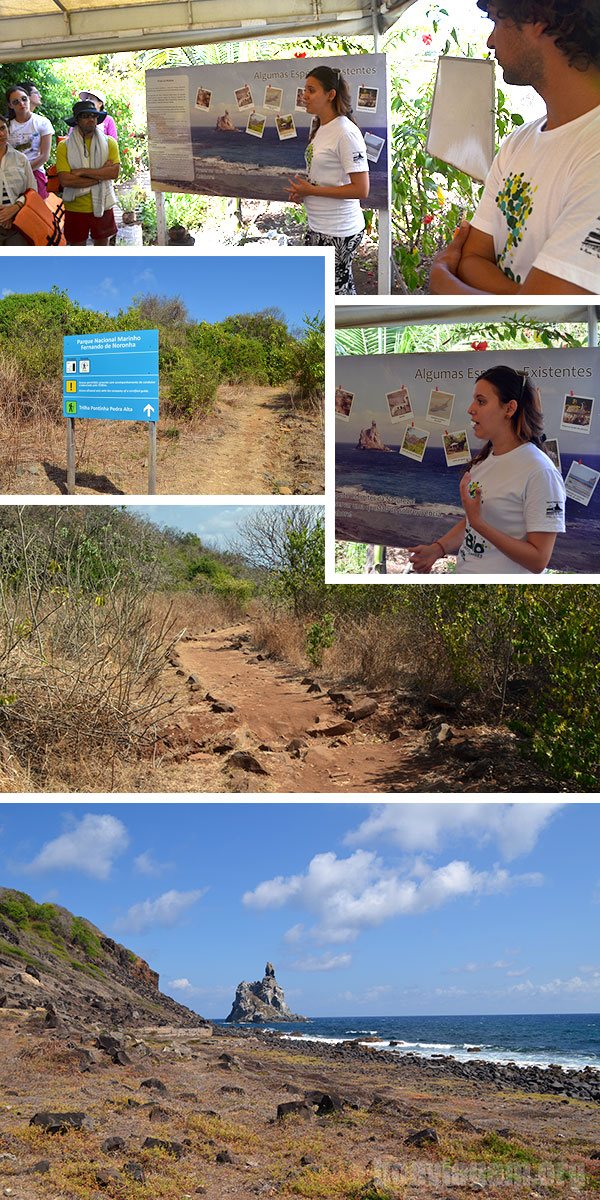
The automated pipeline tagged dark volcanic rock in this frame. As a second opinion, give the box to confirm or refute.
[101,1136,126,1152]
[404,1127,439,1147]
[227,751,269,775]
[143,1137,184,1158]
[141,1078,168,1094]
[123,1162,146,1182]
[30,1111,92,1134]
[277,1100,313,1120]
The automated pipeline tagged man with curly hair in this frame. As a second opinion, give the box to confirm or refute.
[430,1,600,294]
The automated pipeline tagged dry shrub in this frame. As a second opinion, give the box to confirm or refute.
[149,590,248,636]
[0,587,179,787]
[252,607,306,666]
[326,610,456,694]
[0,355,59,488]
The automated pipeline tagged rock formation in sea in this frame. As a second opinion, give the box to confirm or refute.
[225,962,308,1023]
[356,421,392,451]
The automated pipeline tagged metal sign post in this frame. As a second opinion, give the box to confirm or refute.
[63,329,159,494]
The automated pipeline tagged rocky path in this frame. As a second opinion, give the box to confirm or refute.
[157,625,553,794]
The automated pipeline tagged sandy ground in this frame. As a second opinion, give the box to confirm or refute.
[1,386,323,497]
[0,1012,598,1200]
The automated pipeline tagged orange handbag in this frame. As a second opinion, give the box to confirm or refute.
[46,164,61,194]
[12,188,66,246]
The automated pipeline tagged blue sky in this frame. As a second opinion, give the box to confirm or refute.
[131,504,274,549]
[1,803,598,1018]
[0,255,324,333]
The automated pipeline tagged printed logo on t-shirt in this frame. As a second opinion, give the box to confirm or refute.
[495,172,538,282]
[352,151,365,163]
[546,500,564,518]
[581,221,600,259]
[463,527,486,557]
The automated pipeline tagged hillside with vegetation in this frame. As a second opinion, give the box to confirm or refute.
[0,506,597,794]
[0,291,324,494]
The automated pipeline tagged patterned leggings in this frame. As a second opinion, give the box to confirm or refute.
[304,229,364,296]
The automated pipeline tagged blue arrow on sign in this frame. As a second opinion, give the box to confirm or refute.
[62,330,159,421]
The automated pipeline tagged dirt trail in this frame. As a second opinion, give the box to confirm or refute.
[2,386,323,497]
[160,625,547,794]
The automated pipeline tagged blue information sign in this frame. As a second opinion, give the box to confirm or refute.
[63,330,159,421]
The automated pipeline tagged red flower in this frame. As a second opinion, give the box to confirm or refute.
[122,148,128,154]
[423,214,434,225]
[294,51,307,58]
[471,340,488,351]
[422,34,432,45]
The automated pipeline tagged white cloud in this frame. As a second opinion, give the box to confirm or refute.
[292,953,352,972]
[99,275,118,297]
[244,850,541,945]
[283,923,305,944]
[23,814,128,880]
[167,978,233,999]
[114,887,206,934]
[134,851,173,877]
[508,972,600,997]
[135,268,157,285]
[1,289,14,298]
[345,803,562,861]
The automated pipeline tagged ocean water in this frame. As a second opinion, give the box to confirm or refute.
[336,443,600,521]
[216,1013,600,1073]
[336,443,600,569]
[192,123,388,176]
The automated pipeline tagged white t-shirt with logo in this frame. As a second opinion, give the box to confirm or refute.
[303,115,368,236]
[9,114,54,164]
[472,104,600,292]
[456,442,566,575]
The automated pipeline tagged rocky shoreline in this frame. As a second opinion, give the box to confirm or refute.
[217,1025,600,1104]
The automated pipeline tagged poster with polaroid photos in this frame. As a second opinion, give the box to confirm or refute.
[543,438,561,472]
[195,87,212,110]
[427,388,455,426]
[276,114,297,140]
[443,429,471,467]
[335,386,354,421]
[560,393,595,434]
[564,461,600,506]
[364,131,385,163]
[357,85,379,112]
[235,84,254,111]
[246,111,266,138]
[263,85,283,112]
[386,386,413,423]
[295,88,307,111]
[399,425,430,463]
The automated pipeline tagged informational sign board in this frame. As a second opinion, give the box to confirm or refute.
[145,54,390,209]
[426,57,495,182]
[335,347,600,572]
[62,331,159,422]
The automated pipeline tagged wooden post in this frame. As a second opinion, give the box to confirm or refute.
[155,191,167,246]
[66,417,76,493]
[378,207,392,296]
[148,422,157,494]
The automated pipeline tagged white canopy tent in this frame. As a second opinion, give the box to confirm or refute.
[1,0,416,62]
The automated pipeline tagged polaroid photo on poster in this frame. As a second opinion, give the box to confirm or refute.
[357,85,379,112]
[364,131,385,163]
[560,393,595,434]
[564,460,600,507]
[427,388,455,425]
[263,85,284,112]
[335,385,354,421]
[235,84,254,111]
[295,88,308,112]
[399,425,430,462]
[543,438,562,472]
[443,429,471,467]
[195,87,212,110]
[386,385,413,423]
[276,114,297,141]
[246,111,266,138]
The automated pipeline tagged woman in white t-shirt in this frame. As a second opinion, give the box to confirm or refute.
[7,85,53,200]
[410,366,567,575]
[288,66,369,296]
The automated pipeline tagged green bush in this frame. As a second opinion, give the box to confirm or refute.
[71,916,102,960]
